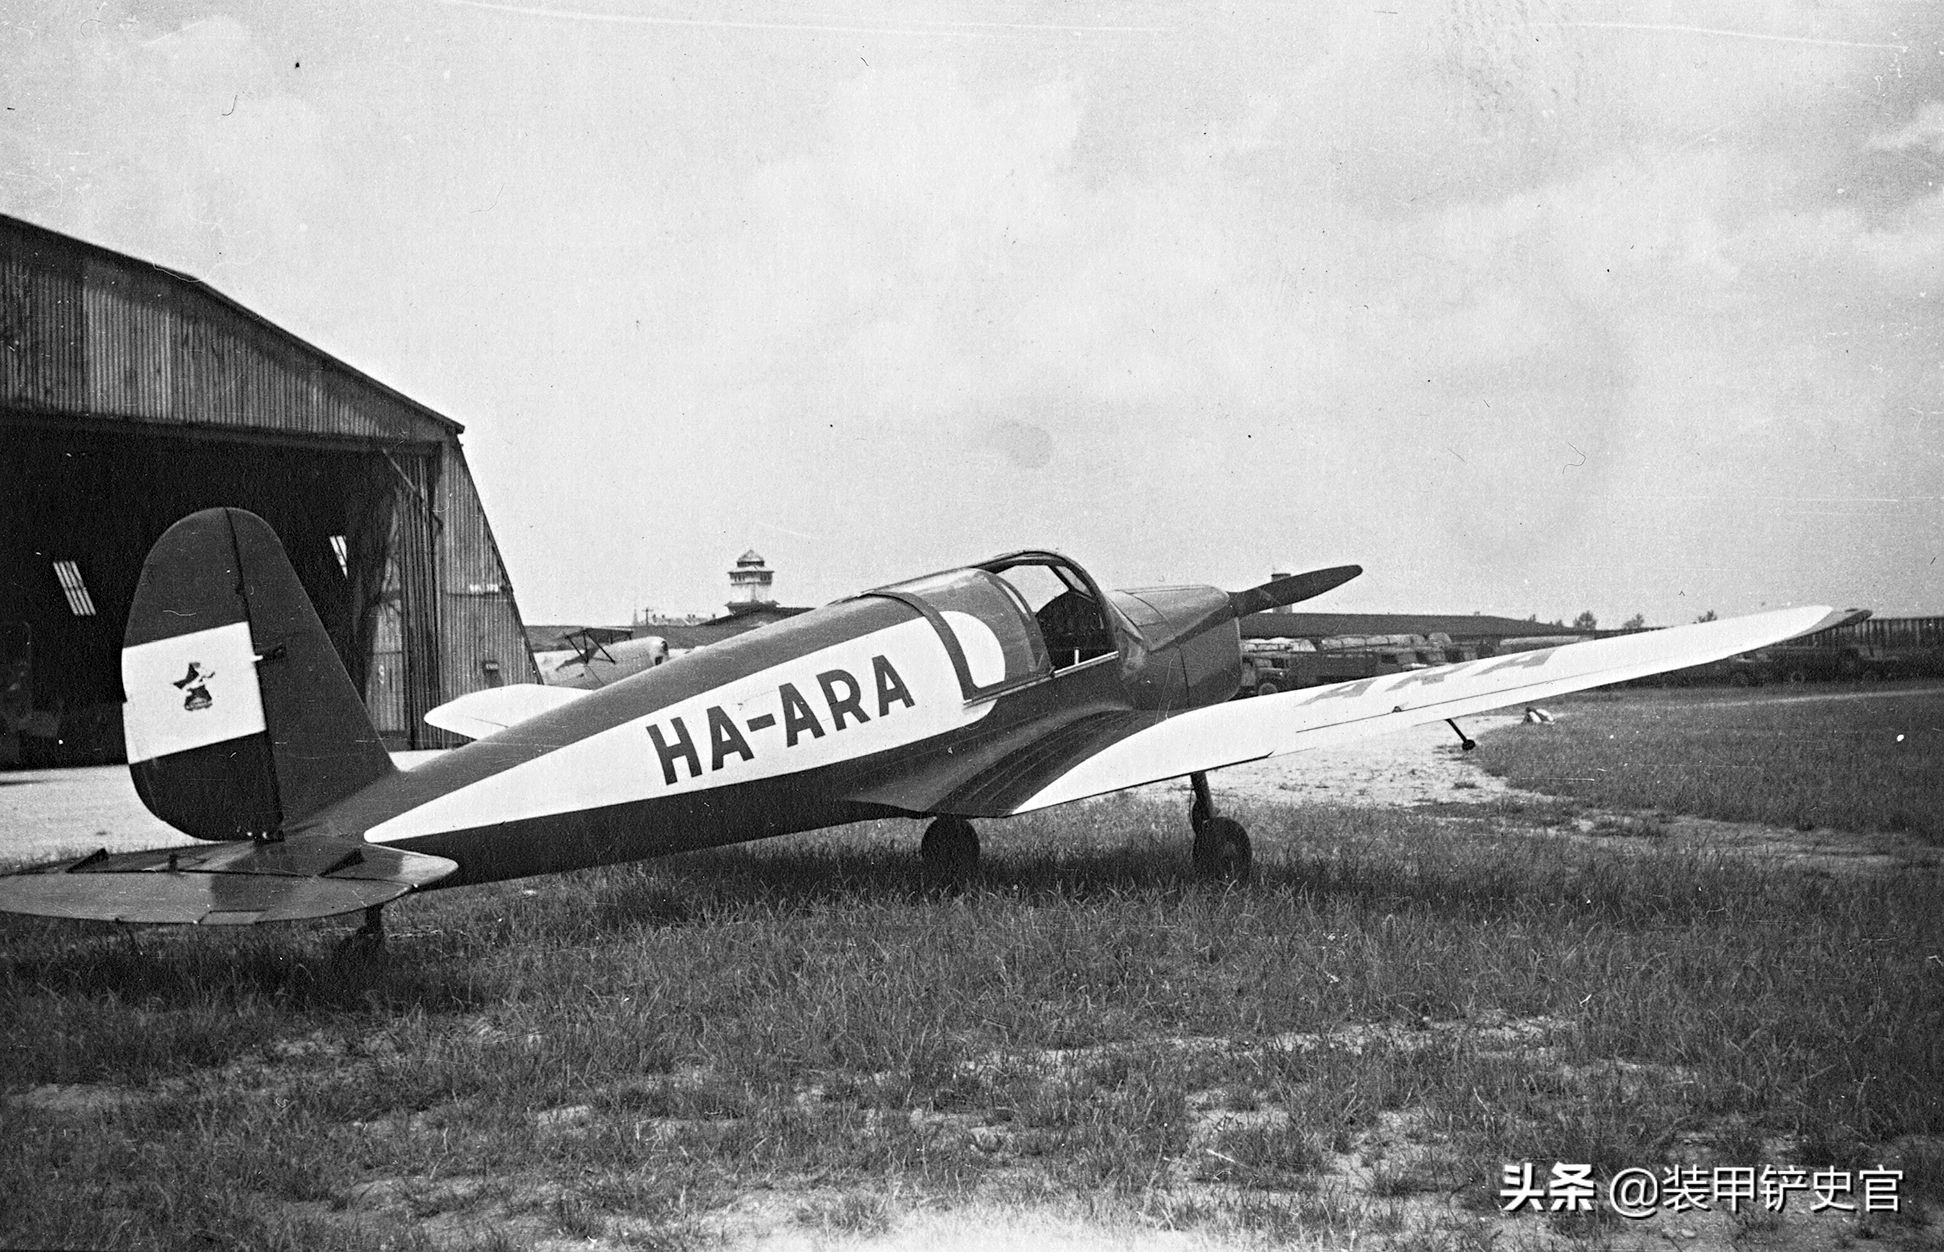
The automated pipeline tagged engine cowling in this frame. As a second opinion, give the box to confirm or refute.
[1109,586,1243,711]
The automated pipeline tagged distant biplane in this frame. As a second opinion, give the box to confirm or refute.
[0,508,1850,937]
[538,627,667,690]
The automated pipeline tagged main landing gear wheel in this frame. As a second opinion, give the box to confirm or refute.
[921,815,980,880]
[1188,771,1252,882]
[1193,817,1253,882]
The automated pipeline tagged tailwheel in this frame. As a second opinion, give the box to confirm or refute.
[1192,817,1253,882]
[921,815,980,880]
[335,903,387,962]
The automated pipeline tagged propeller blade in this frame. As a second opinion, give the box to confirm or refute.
[1229,564,1362,618]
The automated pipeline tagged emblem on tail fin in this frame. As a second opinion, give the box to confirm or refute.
[173,662,215,711]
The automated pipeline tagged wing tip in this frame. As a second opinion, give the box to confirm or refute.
[1782,605,1869,642]
[424,683,589,741]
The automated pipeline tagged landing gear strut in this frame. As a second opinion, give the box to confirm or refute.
[1189,772,1252,882]
[921,815,980,880]
[1190,771,1215,835]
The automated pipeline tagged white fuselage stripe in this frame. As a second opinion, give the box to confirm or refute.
[366,617,987,844]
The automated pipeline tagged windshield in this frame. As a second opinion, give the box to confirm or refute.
[980,556,1119,669]
[871,568,1048,694]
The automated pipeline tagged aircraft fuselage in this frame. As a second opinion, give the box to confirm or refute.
[298,554,1241,888]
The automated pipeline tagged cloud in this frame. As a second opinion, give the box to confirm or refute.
[976,420,1055,470]
[1869,100,1944,153]
[3,14,336,292]
[16,3,1942,619]
[628,21,1939,600]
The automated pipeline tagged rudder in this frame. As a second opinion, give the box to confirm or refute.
[123,508,395,840]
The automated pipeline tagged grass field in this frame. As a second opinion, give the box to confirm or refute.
[2,687,1941,1250]
[1471,684,1944,842]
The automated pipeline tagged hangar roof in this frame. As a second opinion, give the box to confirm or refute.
[1,213,461,446]
[1240,612,1567,641]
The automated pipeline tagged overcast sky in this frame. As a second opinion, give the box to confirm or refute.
[7,1,1942,625]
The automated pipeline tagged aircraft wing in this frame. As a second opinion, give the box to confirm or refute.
[1012,604,1855,813]
[0,837,458,925]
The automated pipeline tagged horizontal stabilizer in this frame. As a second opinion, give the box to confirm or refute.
[424,683,590,740]
[0,837,458,925]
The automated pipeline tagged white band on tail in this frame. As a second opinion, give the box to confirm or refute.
[122,621,268,763]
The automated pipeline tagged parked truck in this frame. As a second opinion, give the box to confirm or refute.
[1722,642,1912,685]
[1236,632,1481,697]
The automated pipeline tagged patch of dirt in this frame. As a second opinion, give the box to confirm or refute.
[524,1007,1928,1252]
[1028,1007,1572,1073]
[1565,810,1944,876]
[1131,713,1533,812]
[10,1082,140,1115]
[740,1198,1243,1252]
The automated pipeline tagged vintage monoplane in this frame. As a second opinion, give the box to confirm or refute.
[0,508,1851,936]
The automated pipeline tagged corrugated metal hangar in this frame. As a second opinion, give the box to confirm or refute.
[0,214,534,763]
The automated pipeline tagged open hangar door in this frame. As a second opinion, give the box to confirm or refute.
[0,418,443,764]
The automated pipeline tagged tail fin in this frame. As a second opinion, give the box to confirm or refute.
[122,508,394,840]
